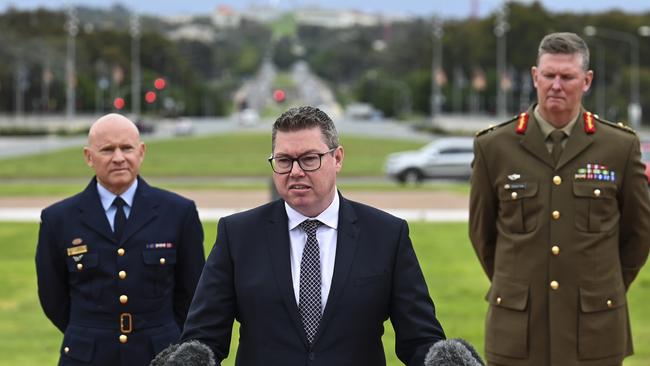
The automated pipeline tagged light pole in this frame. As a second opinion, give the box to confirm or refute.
[130,14,141,120]
[584,25,641,127]
[494,3,509,117]
[65,6,78,120]
[431,16,443,125]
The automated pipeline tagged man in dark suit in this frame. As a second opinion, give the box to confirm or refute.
[469,32,650,365]
[36,113,205,365]
[179,106,445,365]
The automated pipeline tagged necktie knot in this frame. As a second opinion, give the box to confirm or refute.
[113,196,126,209]
[549,130,566,165]
[550,130,565,144]
[299,220,322,236]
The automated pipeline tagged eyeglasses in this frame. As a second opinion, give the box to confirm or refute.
[268,147,337,174]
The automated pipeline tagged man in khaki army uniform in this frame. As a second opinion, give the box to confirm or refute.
[469,32,650,366]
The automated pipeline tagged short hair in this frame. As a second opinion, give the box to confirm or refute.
[271,106,339,152]
[537,32,590,71]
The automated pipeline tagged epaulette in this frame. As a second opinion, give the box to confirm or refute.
[593,114,637,135]
[475,114,519,137]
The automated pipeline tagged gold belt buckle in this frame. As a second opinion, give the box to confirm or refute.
[120,313,133,334]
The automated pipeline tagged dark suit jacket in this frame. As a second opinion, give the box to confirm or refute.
[180,194,445,366]
[36,177,205,366]
[469,105,650,366]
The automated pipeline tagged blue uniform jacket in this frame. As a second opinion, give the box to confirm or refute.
[36,177,205,366]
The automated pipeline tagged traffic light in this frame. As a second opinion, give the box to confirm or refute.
[145,91,157,104]
[273,89,286,103]
[113,97,125,110]
[154,78,166,90]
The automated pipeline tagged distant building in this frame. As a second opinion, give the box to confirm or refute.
[211,5,241,29]
[167,24,216,42]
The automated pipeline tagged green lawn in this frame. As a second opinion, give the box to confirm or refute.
[0,133,424,178]
[1,222,648,365]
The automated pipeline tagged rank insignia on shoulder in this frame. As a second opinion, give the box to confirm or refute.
[583,111,595,134]
[515,112,529,134]
[476,114,519,136]
[67,245,88,256]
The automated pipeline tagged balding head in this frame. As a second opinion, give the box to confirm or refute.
[84,113,146,194]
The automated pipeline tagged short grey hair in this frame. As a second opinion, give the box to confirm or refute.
[537,32,590,71]
[271,106,339,152]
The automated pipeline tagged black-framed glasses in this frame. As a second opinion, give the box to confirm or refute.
[268,147,338,174]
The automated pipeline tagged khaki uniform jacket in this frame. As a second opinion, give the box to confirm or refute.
[469,105,650,366]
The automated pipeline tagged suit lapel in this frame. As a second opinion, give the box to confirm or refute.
[315,195,359,344]
[121,178,158,245]
[77,179,115,242]
[265,200,308,346]
[520,110,556,169]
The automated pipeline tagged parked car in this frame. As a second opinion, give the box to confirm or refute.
[641,141,650,184]
[385,137,474,184]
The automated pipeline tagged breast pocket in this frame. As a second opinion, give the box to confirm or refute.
[142,249,177,298]
[65,253,102,301]
[573,181,618,232]
[497,182,539,233]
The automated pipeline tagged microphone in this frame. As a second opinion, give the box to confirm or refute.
[150,340,216,366]
[424,338,485,366]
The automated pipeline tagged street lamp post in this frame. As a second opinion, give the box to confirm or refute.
[431,16,443,125]
[65,6,78,121]
[494,3,509,117]
[130,14,141,120]
[584,25,641,127]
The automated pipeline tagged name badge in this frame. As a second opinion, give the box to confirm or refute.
[67,245,88,256]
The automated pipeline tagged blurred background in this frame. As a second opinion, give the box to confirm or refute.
[1,1,650,365]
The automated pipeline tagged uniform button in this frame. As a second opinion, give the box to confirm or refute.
[552,211,560,220]
[617,122,624,127]
[550,280,559,290]
[496,297,502,305]
[553,175,562,185]
[119,295,128,304]
[119,334,128,344]
[117,248,125,256]
[308,352,315,360]
[607,299,613,308]
[504,184,510,190]
[159,257,166,265]
[118,271,127,280]
[76,263,83,271]
[511,192,518,199]
[551,245,560,256]
[64,347,70,354]
[593,189,601,197]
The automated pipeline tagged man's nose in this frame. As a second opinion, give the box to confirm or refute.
[289,160,305,176]
[551,76,562,89]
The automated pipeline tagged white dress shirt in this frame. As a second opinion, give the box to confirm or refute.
[285,190,339,313]
[97,179,137,231]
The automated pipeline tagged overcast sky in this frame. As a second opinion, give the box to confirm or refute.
[2,0,650,19]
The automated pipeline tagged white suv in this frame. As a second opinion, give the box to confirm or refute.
[385,137,474,184]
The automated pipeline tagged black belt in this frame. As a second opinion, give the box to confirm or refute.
[69,306,175,333]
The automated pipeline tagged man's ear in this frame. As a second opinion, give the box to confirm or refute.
[83,147,93,168]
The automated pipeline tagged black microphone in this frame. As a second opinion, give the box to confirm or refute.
[424,338,485,366]
[150,340,216,366]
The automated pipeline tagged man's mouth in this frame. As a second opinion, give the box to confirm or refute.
[289,184,310,190]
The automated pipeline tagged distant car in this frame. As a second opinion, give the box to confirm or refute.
[641,141,650,184]
[135,120,155,134]
[238,108,260,126]
[173,119,193,136]
[385,137,474,184]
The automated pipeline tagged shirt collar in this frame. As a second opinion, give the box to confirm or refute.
[97,179,138,212]
[534,104,578,139]
[285,189,340,231]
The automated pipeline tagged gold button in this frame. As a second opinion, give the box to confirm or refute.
[607,299,613,308]
[551,245,560,256]
[64,347,70,354]
[117,248,125,256]
[553,175,562,185]
[496,297,502,305]
[594,189,601,197]
[76,263,83,271]
[159,257,166,265]
[119,334,128,344]
[550,280,559,290]
[504,184,510,190]
[511,192,518,199]
[118,271,127,280]
[119,295,128,304]
[552,211,560,220]
[617,122,624,127]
